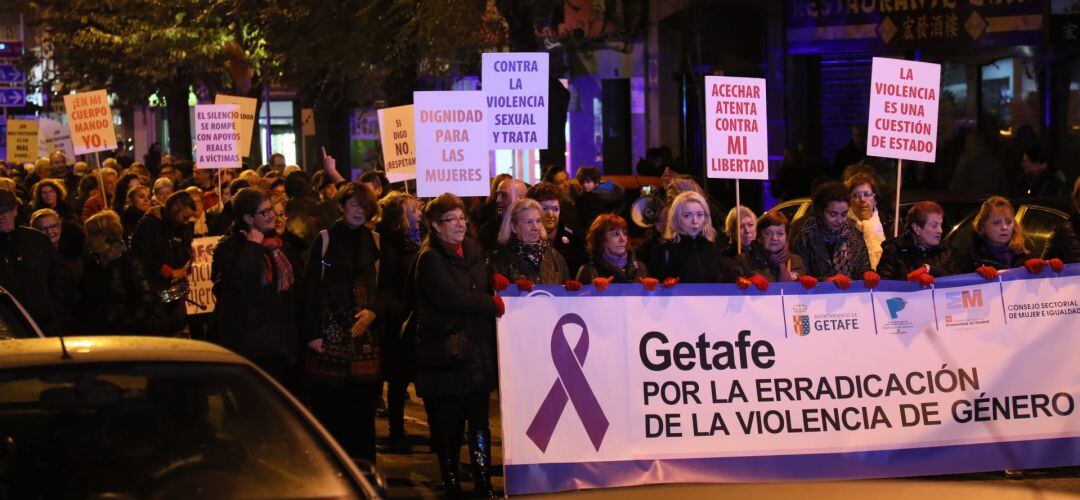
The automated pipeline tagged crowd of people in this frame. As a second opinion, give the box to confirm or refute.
[1,145,1078,499]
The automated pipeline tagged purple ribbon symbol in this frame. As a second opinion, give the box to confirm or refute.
[526,313,609,452]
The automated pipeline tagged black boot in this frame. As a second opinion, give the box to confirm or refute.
[468,429,497,499]
[438,454,464,499]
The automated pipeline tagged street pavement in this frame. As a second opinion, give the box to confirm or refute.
[372,388,1079,499]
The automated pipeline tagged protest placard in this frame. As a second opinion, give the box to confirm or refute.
[194,104,241,169]
[5,119,37,164]
[378,105,416,183]
[414,91,490,197]
[482,52,549,149]
[37,118,75,160]
[63,89,118,155]
[185,236,221,315]
[214,94,257,156]
[867,57,940,163]
[704,76,768,180]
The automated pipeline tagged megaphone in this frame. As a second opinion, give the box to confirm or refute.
[630,195,659,228]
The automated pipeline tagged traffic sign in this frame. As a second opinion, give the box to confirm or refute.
[0,87,26,107]
[0,64,23,83]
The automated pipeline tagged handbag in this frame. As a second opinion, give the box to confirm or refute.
[414,319,467,368]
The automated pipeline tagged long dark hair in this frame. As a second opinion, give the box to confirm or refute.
[230,187,267,234]
[113,172,141,213]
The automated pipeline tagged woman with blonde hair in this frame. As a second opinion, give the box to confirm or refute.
[79,210,155,333]
[491,197,569,285]
[942,196,1032,279]
[649,191,738,283]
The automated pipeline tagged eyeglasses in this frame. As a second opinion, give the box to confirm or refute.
[440,216,468,224]
[851,192,875,200]
[256,207,275,217]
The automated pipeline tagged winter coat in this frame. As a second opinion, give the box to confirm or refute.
[576,251,649,283]
[491,242,570,285]
[648,234,738,283]
[0,227,77,336]
[130,211,193,335]
[413,237,498,397]
[302,220,386,344]
[939,236,1031,276]
[876,233,946,280]
[375,226,421,378]
[791,216,872,279]
[212,232,301,361]
[79,248,156,333]
[739,241,807,282]
[549,223,586,279]
[1042,214,1080,264]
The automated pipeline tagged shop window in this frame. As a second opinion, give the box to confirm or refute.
[980,56,1040,135]
[258,101,297,166]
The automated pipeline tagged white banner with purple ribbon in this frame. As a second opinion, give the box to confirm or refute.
[496,266,1080,495]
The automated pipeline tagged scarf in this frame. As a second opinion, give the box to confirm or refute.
[985,241,1013,268]
[822,222,852,275]
[602,250,628,269]
[508,235,547,270]
[260,236,295,292]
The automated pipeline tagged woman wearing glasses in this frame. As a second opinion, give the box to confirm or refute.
[413,193,503,498]
[844,172,892,269]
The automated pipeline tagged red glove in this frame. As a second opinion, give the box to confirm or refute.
[749,274,769,291]
[1024,258,1045,275]
[515,279,534,292]
[976,266,998,281]
[640,277,659,291]
[736,277,751,290]
[663,277,679,289]
[798,275,818,290]
[1047,258,1065,273]
[493,295,505,318]
[564,280,582,292]
[826,273,852,290]
[492,273,510,292]
[906,265,929,283]
[592,276,612,292]
[917,272,935,288]
[861,271,880,289]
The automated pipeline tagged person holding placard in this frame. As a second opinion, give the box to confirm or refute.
[791,182,872,280]
[491,198,570,287]
[649,191,738,284]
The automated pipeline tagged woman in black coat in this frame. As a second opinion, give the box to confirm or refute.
[375,191,423,452]
[490,198,570,285]
[302,183,385,464]
[941,196,1032,277]
[211,188,300,381]
[130,191,196,336]
[1042,179,1080,263]
[576,214,648,283]
[877,201,946,280]
[648,191,738,283]
[414,193,502,498]
[791,181,872,279]
[79,210,156,333]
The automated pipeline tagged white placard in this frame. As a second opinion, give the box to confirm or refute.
[482,52,549,150]
[414,91,490,197]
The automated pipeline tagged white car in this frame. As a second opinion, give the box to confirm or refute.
[0,336,384,499]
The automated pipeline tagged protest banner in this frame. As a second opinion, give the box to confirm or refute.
[214,94,258,156]
[378,104,416,183]
[496,267,1080,495]
[704,75,768,181]
[63,89,118,155]
[194,104,241,169]
[482,52,549,149]
[37,118,74,160]
[5,118,37,164]
[185,236,221,315]
[866,57,941,237]
[414,91,490,197]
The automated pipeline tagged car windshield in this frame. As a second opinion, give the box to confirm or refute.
[0,362,363,499]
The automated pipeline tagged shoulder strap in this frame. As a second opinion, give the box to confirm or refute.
[319,229,329,281]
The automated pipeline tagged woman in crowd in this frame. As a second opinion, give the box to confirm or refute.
[527,182,586,276]
[942,196,1032,277]
[375,191,423,453]
[302,182,384,464]
[649,191,737,283]
[212,188,300,382]
[877,201,945,281]
[845,173,891,269]
[31,207,84,283]
[1043,178,1080,263]
[577,214,649,283]
[111,171,142,214]
[413,193,501,498]
[491,198,570,285]
[131,190,196,336]
[152,177,174,206]
[31,179,78,225]
[791,181,872,279]
[121,186,153,240]
[184,186,212,237]
[79,210,156,333]
[81,167,118,221]
[724,205,756,255]
[740,212,806,282]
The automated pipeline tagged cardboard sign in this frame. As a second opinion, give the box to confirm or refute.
[414,91,490,197]
[38,118,75,160]
[5,119,38,164]
[377,105,416,183]
[482,52,549,149]
[193,104,241,169]
[186,236,221,315]
[214,94,257,156]
[704,76,768,180]
[63,89,118,155]
[867,57,941,163]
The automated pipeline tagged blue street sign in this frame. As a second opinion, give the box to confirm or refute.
[0,65,23,83]
[0,87,26,107]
